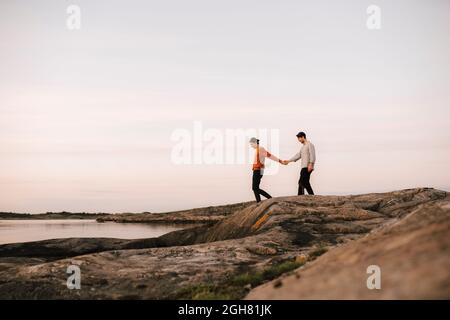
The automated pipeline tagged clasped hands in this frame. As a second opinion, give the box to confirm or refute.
[279,160,314,172]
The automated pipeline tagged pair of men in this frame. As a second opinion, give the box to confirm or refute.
[249,131,316,203]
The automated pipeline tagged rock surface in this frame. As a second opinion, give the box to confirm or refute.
[0,188,448,299]
[246,198,450,299]
[96,202,252,224]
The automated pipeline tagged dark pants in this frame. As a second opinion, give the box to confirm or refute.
[298,167,314,195]
[252,170,272,202]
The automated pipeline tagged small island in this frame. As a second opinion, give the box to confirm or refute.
[0,211,110,220]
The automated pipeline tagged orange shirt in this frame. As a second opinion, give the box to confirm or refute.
[252,146,279,171]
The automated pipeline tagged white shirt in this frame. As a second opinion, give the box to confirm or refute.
[289,141,316,168]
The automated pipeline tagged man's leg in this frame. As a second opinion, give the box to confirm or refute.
[259,188,272,199]
[252,171,262,202]
[300,168,314,195]
[253,170,272,201]
[298,169,305,195]
[258,172,272,199]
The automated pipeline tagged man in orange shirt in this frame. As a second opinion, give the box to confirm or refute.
[249,137,283,203]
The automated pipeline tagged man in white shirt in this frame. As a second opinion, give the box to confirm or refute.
[283,131,316,195]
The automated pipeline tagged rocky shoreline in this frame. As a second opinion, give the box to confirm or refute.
[95,202,253,224]
[0,202,252,224]
[0,188,448,299]
[0,212,110,220]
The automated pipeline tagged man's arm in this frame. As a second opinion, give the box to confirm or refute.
[266,150,282,164]
[307,143,316,172]
[288,150,301,163]
[308,143,316,164]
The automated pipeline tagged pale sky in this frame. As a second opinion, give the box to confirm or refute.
[1,0,449,213]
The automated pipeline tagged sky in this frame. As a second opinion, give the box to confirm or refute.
[1,0,449,213]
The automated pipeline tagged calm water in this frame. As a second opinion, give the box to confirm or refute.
[0,220,187,245]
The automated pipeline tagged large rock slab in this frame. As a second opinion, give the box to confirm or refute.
[246,198,450,299]
[0,188,448,299]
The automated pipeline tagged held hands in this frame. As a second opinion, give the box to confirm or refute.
[280,160,314,170]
